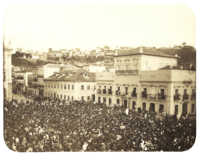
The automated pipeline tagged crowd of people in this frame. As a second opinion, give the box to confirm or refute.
[4,98,196,152]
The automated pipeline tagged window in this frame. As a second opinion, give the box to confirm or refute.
[192,89,195,94]
[57,84,59,88]
[60,95,62,99]
[109,98,112,105]
[159,104,164,113]
[184,89,187,94]
[143,88,147,93]
[48,93,50,97]
[68,85,70,89]
[117,87,120,91]
[81,85,84,90]
[68,96,70,100]
[54,84,56,88]
[61,84,63,89]
[81,96,84,100]
[98,97,101,103]
[161,89,164,95]
[51,93,53,97]
[175,89,179,95]
[132,101,136,110]
[57,94,59,98]
[191,104,195,113]
[94,86,96,90]
[175,105,178,115]
[64,95,66,99]
[87,85,90,90]
[87,96,90,100]
[117,99,120,105]
[71,96,73,100]
[51,85,53,88]
[64,85,66,89]
[72,85,74,90]
[103,97,106,103]
[48,84,50,88]
[142,102,146,110]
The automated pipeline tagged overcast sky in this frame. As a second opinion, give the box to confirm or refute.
[4,4,195,52]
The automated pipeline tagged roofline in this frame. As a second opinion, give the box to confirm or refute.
[43,80,95,82]
[114,53,180,58]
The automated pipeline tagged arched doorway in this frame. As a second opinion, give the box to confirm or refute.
[150,103,155,112]
[182,103,188,114]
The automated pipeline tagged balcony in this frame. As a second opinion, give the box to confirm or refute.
[33,78,38,82]
[116,91,121,95]
[141,93,148,98]
[38,75,44,78]
[108,90,112,95]
[16,77,24,80]
[116,70,138,75]
[158,94,166,100]
[18,82,24,85]
[97,89,101,94]
[38,84,44,88]
[183,94,189,101]
[103,89,107,94]
[191,94,196,100]
[149,94,156,99]
[174,94,181,101]
[131,92,137,97]
[121,92,128,96]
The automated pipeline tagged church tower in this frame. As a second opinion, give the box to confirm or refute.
[3,40,13,101]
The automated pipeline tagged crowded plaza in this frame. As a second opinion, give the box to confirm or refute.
[4,97,196,152]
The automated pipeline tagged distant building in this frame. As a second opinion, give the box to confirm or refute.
[82,64,107,72]
[60,49,68,54]
[104,45,110,52]
[44,69,96,101]
[90,50,96,57]
[96,47,101,53]
[47,48,62,57]
[120,47,134,50]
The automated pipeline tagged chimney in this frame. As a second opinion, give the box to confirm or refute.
[140,47,143,53]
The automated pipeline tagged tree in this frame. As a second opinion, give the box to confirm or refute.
[182,42,186,47]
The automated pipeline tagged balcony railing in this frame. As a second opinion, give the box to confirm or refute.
[158,94,166,100]
[141,93,148,98]
[38,84,44,87]
[33,78,38,82]
[38,75,44,78]
[116,70,138,75]
[191,94,196,100]
[16,77,24,80]
[18,82,24,85]
[183,94,189,101]
[131,92,137,97]
[116,91,121,95]
[103,89,107,94]
[108,90,112,95]
[149,94,156,99]
[174,94,181,101]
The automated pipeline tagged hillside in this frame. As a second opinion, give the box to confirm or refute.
[12,58,37,67]
[157,48,196,68]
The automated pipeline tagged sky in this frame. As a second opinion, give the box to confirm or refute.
[4,4,195,52]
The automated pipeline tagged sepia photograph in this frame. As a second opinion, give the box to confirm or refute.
[3,3,196,152]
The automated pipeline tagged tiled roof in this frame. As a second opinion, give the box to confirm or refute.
[116,47,176,58]
[44,69,96,82]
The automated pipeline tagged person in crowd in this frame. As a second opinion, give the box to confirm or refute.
[4,98,196,152]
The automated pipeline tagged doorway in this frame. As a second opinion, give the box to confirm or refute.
[54,93,56,98]
[150,103,155,112]
[124,100,127,108]
[98,97,101,103]
[182,103,188,114]
[92,95,95,101]
[175,105,178,115]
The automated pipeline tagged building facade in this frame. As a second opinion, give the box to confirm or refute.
[44,70,96,101]
[95,47,196,115]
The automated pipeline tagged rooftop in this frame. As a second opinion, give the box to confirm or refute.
[44,69,96,82]
[116,47,178,58]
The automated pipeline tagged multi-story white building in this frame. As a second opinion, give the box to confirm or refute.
[44,69,96,101]
[95,47,196,115]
